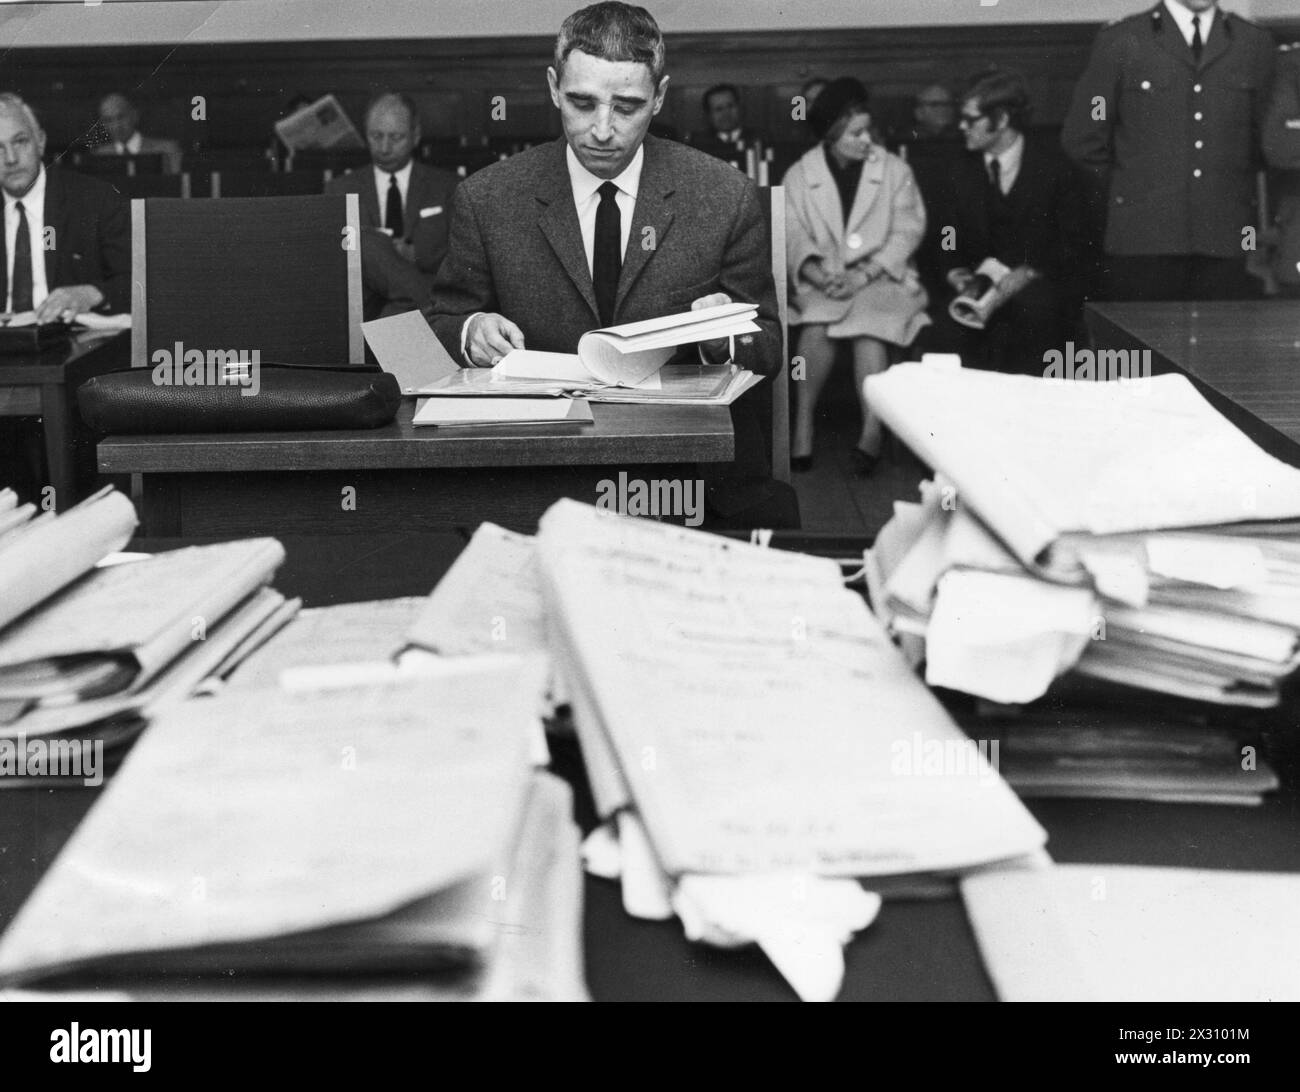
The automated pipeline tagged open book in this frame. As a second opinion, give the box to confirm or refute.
[492,301,761,388]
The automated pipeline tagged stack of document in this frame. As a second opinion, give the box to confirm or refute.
[530,499,1045,1000]
[861,363,1300,801]
[0,486,297,760]
[0,660,587,1001]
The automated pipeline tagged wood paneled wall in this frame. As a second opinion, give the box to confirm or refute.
[3,20,1297,155]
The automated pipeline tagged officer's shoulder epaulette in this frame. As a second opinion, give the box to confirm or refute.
[1097,8,1153,33]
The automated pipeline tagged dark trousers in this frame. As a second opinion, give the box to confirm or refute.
[918,278,1070,376]
[1102,254,1257,302]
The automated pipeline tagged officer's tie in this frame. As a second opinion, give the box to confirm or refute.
[1191,14,1204,64]
[593,180,621,327]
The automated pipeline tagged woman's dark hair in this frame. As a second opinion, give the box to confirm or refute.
[808,76,870,142]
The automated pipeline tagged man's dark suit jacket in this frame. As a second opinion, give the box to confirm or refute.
[1062,4,1274,258]
[325,161,458,274]
[427,134,779,376]
[0,167,131,314]
[426,134,786,523]
[943,136,1091,296]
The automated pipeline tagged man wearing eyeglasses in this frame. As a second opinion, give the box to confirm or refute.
[1062,1,1275,301]
[922,70,1089,375]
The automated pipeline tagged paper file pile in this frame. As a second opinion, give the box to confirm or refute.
[862,363,1300,802]
[390,504,1047,1000]
[0,659,587,1001]
[0,486,298,771]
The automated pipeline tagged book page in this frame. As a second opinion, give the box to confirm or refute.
[0,660,546,984]
[536,500,1046,877]
[867,364,1300,570]
[362,309,461,395]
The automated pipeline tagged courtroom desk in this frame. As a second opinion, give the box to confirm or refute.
[5,531,1299,1003]
[0,329,128,508]
[97,400,734,536]
[1086,301,1300,467]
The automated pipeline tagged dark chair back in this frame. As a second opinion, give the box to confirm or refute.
[131,195,364,368]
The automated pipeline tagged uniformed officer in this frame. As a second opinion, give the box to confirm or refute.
[1062,1,1275,301]
[1263,42,1300,298]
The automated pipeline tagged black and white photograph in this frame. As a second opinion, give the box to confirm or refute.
[0,0,1297,1052]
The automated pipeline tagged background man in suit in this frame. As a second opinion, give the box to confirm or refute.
[921,70,1090,375]
[326,92,457,320]
[1062,1,1274,301]
[692,84,759,154]
[93,92,182,174]
[0,92,130,500]
[428,1,791,527]
[1263,41,1300,298]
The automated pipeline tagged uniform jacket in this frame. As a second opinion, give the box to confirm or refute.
[0,167,131,314]
[1061,3,1275,257]
[1263,43,1300,286]
[426,135,780,377]
[326,161,458,276]
[783,142,928,346]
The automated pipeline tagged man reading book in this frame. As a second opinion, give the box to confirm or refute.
[425,2,794,527]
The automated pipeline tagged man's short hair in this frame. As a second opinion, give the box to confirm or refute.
[554,2,665,85]
[0,92,41,134]
[964,69,1032,132]
[365,91,420,131]
[702,83,739,112]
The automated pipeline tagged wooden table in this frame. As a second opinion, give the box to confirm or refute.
[0,329,128,508]
[98,400,734,535]
[1086,301,1300,466]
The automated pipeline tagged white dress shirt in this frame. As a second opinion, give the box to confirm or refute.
[564,143,642,276]
[985,132,1025,195]
[4,165,49,313]
[1163,0,1217,48]
[116,131,143,156]
[372,160,413,234]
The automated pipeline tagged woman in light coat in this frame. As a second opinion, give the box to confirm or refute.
[785,77,929,473]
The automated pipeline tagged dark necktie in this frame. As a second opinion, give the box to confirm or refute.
[593,180,621,327]
[986,156,1002,196]
[11,200,33,314]
[384,174,403,237]
[1191,14,1204,64]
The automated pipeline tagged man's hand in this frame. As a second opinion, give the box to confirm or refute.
[465,312,526,367]
[691,292,732,364]
[35,285,104,324]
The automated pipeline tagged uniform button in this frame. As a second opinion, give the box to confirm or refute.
[1194,112,1203,121]
[1193,83,1202,93]
[1193,169,1202,178]
[1195,140,1204,149]
[1141,79,1152,90]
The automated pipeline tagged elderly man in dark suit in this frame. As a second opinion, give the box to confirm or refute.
[428,2,790,527]
[920,71,1090,375]
[326,92,457,320]
[1062,1,1275,301]
[0,93,130,319]
[0,92,130,502]
[92,93,183,174]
